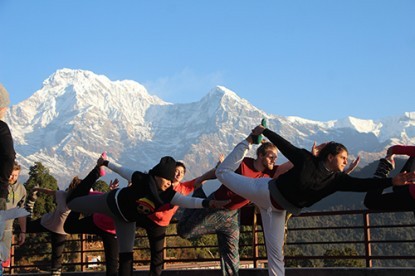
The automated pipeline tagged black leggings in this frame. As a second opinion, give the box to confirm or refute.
[64,214,118,276]
[66,167,100,204]
[136,215,167,276]
[26,219,66,271]
[364,157,415,211]
[65,166,118,275]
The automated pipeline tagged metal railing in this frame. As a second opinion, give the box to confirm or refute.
[4,207,415,274]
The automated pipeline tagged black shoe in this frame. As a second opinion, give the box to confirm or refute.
[25,186,39,217]
[374,158,394,178]
[250,134,263,145]
[50,268,62,276]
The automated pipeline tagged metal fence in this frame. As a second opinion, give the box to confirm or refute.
[4,207,415,274]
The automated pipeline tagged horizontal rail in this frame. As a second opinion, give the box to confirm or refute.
[5,207,415,274]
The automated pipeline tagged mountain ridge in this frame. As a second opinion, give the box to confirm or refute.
[5,68,415,189]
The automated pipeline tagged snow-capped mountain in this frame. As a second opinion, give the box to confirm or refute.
[5,69,415,189]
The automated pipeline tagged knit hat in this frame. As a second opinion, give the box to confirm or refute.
[0,83,10,109]
[149,156,176,182]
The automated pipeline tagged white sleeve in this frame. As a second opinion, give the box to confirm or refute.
[170,192,205,208]
[107,162,135,182]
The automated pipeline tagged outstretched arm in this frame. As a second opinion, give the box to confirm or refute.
[253,125,304,164]
[170,192,230,209]
[98,156,135,182]
[33,187,56,196]
[193,154,225,190]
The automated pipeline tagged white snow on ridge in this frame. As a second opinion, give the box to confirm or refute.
[5,68,415,188]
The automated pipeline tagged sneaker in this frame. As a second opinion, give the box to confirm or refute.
[25,186,39,217]
[252,118,267,144]
[251,133,263,145]
[99,151,107,176]
[374,158,394,178]
[51,268,62,275]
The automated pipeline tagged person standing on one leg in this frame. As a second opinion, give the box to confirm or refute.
[24,165,104,276]
[64,175,119,276]
[216,125,415,276]
[178,142,293,276]
[67,155,230,276]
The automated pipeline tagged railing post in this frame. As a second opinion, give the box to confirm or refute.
[252,207,259,268]
[363,211,373,268]
[163,236,167,269]
[9,234,15,275]
[80,234,86,272]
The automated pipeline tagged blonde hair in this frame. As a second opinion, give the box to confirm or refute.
[13,161,21,171]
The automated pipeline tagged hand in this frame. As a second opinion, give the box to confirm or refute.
[247,125,266,144]
[218,153,225,163]
[109,179,119,190]
[344,156,361,175]
[392,171,415,186]
[311,141,329,157]
[18,232,26,245]
[215,153,225,169]
[208,199,231,208]
[252,125,265,136]
[97,154,108,167]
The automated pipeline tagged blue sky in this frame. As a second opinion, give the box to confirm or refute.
[1,1,414,121]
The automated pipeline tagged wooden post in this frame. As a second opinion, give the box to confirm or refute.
[80,234,86,272]
[163,236,167,269]
[252,206,259,268]
[363,212,372,268]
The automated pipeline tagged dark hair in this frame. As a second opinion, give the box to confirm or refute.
[318,141,348,161]
[67,176,82,191]
[256,141,277,157]
[176,161,186,173]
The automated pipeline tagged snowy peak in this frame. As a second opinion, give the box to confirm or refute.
[5,68,415,188]
[9,69,168,129]
[42,68,166,108]
[334,117,380,134]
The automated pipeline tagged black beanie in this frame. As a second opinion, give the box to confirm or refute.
[149,156,176,182]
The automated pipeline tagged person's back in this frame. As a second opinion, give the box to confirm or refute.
[0,83,16,211]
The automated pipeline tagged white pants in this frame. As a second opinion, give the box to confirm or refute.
[216,140,286,276]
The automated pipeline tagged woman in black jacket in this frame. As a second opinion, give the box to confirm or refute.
[67,155,229,276]
[216,124,415,276]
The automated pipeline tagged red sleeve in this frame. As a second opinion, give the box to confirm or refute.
[181,179,196,189]
[174,179,196,196]
[389,145,415,157]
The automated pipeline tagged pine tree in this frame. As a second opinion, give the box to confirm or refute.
[25,162,59,219]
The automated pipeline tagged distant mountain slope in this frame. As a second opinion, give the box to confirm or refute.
[5,68,415,190]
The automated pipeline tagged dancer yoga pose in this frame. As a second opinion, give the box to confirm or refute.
[216,124,415,276]
[67,155,229,276]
